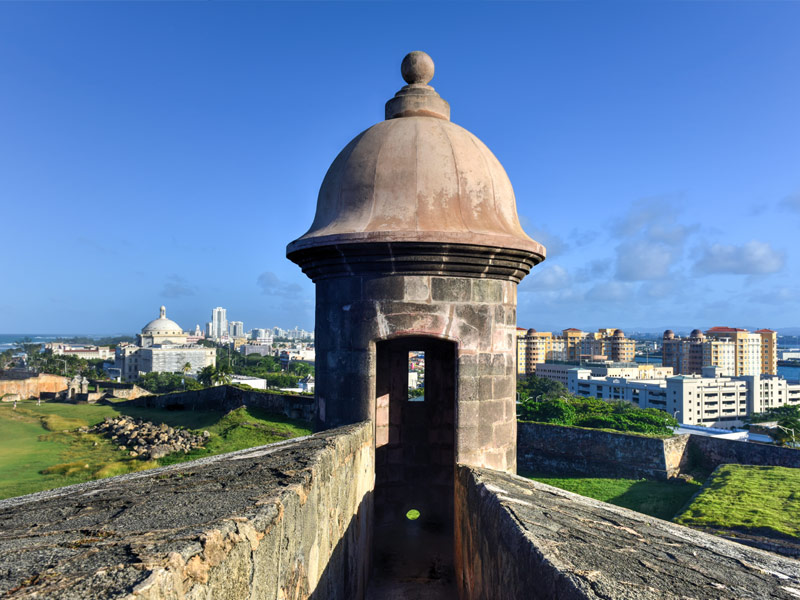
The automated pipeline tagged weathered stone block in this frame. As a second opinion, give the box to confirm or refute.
[431,277,471,302]
[472,279,503,303]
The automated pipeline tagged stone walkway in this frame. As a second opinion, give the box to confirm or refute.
[366,520,457,600]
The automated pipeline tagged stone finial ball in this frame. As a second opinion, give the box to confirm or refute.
[401,51,435,85]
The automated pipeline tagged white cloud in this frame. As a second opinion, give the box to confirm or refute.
[615,241,675,281]
[257,271,305,299]
[692,241,785,275]
[585,280,633,302]
[520,265,570,292]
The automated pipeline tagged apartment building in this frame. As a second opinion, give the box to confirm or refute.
[534,361,673,385]
[516,327,635,375]
[662,327,777,376]
[566,369,800,427]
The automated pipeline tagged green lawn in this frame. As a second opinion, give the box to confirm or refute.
[523,471,703,521]
[675,465,800,539]
[0,400,311,500]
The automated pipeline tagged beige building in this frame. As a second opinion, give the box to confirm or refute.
[516,327,635,375]
[115,306,216,382]
[663,327,777,377]
[535,362,673,386]
[47,344,114,361]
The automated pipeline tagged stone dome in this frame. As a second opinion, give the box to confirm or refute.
[287,52,544,280]
[142,306,183,335]
[690,329,704,339]
[663,330,674,339]
[527,328,537,335]
[613,329,625,338]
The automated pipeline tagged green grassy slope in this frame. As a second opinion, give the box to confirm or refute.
[674,464,800,539]
[0,400,311,500]
[523,472,702,521]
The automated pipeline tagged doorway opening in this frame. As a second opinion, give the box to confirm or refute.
[369,336,456,597]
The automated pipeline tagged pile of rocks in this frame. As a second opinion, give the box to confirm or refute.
[91,415,209,459]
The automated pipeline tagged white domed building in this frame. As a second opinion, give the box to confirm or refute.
[115,306,216,382]
[137,306,188,348]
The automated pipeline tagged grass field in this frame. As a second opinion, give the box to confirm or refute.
[0,400,312,500]
[523,471,703,521]
[674,464,800,539]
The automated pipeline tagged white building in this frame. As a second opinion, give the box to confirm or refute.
[566,367,800,427]
[230,375,268,390]
[534,362,673,385]
[211,307,228,340]
[229,321,244,338]
[115,306,216,382]
[47,344,114,361]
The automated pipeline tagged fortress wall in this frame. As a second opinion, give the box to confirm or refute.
[517,422,687,480]
[685,434,800,472]
[0,374,68,399]
[454,465,800,600]
[133,385,314,421]
[518,422,800,480]
[0,421,374,600]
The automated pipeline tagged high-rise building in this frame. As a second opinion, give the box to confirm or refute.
[211,307,228,340]
[516,327,634,375]
[662,327,777,376]
[229,321,244,338]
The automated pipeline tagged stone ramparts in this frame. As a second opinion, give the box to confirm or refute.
[454,465,800,599]
[0,373,67,399]
[0,422,374,599]
[518,421,687,479]
[133,385,314,422]
[518,421,800,480]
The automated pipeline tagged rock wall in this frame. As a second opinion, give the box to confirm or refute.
[0,374,67,399]
[454,465,800,599]
[133,385,314,422]
[0,422,374,600]
[518,422,800,480]
[517,422,688,480]
[684,434,800,472]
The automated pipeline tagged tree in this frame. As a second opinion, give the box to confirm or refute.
[288,361,313,377]
[198,366,215,387]
[182,362,192,389]
[211,364,233,386]
[517,375,568,402]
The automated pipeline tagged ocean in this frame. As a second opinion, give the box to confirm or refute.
[0,334,105,352]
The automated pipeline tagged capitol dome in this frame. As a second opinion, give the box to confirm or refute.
[287,51,544,282]
[141,306,183,336]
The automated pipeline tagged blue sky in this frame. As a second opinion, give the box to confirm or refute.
[2,1,799,335]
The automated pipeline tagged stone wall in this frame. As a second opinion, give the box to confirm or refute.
[684,434,800,472]
[454,465,800,599]
[0,373,68,399]
[0,421,374,599]
[517,422,688,480]
[132,385,314,421]
[518,422,800,480]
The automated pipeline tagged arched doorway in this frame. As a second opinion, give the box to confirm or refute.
[371,336,456,593]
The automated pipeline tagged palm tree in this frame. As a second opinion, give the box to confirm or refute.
[181,362,192,390]
[198,365,215,387]
[211,364,232,387]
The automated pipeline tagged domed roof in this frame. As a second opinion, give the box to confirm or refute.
[663,330,674,339]
[142,306,183,335]
[690,329,704,338]
[613,329,625,338]
[527,328,537,335]
[287,52,544,269]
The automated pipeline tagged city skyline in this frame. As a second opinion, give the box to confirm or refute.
[2,2,800,333]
